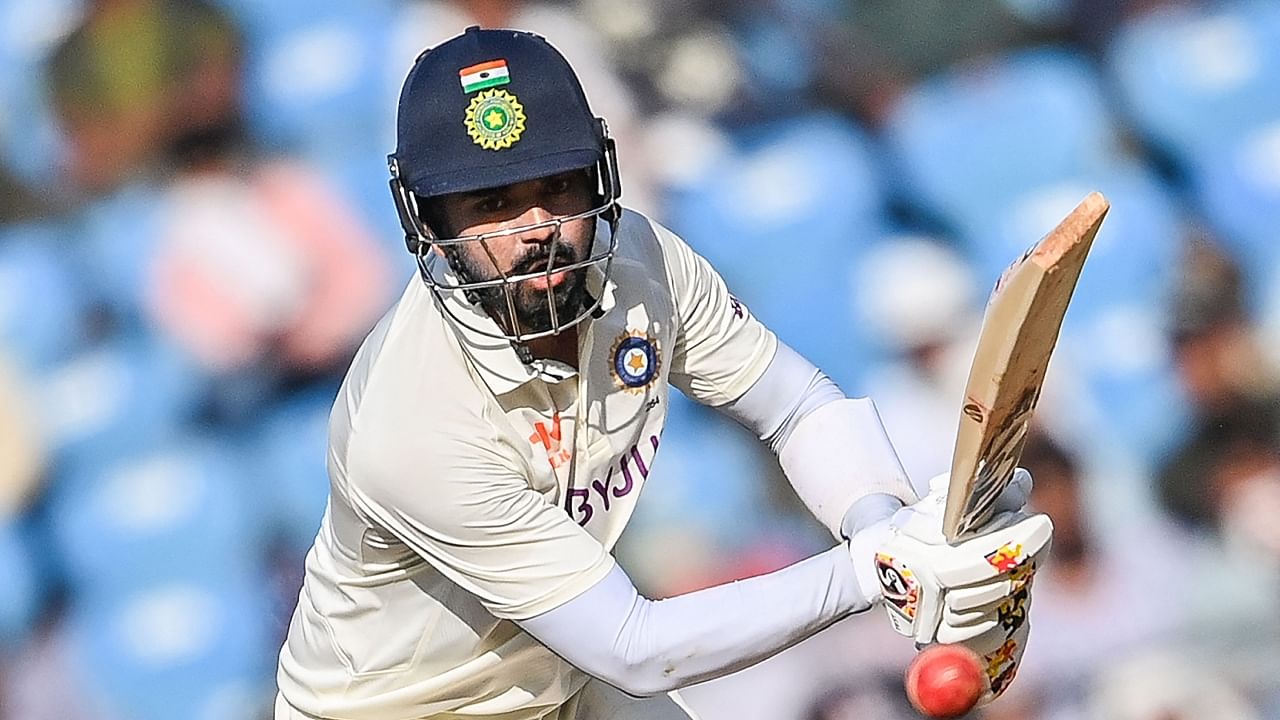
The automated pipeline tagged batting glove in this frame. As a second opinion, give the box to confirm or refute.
[846,469,1051,700]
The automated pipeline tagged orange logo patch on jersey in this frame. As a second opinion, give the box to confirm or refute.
[529,412,572,470]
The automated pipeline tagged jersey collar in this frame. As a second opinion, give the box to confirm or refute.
[439,262,616,397]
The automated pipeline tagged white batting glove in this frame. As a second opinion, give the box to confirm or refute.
[846,469,1050,700]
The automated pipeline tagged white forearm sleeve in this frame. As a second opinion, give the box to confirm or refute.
[722,342,917,538]
[518,546,868,697]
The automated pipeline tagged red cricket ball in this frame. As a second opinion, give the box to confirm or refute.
[905,644,986,719]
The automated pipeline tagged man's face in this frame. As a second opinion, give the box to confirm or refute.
[429,169,597,336]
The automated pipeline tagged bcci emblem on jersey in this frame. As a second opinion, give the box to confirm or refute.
[610,331,660,393]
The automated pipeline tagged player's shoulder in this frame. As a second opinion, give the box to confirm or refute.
[615,207,679,250]
[613,206,694,280]
[332,281,500,479]
[618,207,703,265]
[613,206,709,297]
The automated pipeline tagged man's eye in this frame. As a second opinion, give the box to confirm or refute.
[476,196,505,213]
[547,176,573,194]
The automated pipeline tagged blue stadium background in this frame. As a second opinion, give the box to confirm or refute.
[1,1,1279,718]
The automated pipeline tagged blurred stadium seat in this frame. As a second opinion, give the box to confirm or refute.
[1056,311,1188,467]
[644,392,767,545]
[0,224,88,369]
[67,577,274,720]
[225,0,398,162]
[1108,0,1280,163]
[1109,0,1280,307]
[670,113,886,248]
[253,387,336,558]
[76,185,166,326]
[1187,120,1280,297]
[733,8,817,113]
[0,0,79,192]
[313,152,410,257]
[46,436,266,596]
[0,518,41,650]
[666,113,890,386]
[38,334,208,470]
[884,46,1120,242]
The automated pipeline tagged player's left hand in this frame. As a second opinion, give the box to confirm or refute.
[845,469,1051,701]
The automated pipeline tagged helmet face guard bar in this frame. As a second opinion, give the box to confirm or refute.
[388,121,623,343]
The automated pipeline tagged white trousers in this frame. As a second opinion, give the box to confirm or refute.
[274,681,699,720]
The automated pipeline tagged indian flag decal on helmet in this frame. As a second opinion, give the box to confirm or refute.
[459,59,510,93]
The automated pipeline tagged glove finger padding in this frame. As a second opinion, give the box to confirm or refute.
[935,613,1000,644]
[947,561,1034,627]
[945,580,1015,613]
[938,566,1033,644]
[943,559,1038,611]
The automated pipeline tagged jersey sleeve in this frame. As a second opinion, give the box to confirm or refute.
[344,411,616,621]
[654,221,778,406]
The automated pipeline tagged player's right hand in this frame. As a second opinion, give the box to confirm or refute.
[845,469,1051,700]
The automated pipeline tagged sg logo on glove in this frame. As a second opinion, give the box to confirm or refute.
[875,553,919,635]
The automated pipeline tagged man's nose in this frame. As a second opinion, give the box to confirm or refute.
[516,205,556,244]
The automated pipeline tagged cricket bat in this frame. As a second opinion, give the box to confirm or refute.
[906,192,1108,719]
[943,191,1109,542]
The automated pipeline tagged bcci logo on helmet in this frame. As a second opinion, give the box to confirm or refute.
[465,89,527,150]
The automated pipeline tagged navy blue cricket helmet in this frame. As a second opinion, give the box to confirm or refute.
[387,27,622,341]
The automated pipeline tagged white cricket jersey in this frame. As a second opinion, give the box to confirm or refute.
[277,210,777,720]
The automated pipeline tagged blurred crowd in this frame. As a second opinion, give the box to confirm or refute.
[1,0,1279,718]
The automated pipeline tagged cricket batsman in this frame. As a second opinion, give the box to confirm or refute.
[275,27,1052,720]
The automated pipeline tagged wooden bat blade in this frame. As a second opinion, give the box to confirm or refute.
[942,192,1109,542]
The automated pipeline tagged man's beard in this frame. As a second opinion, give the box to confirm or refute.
[444,243,590,336]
